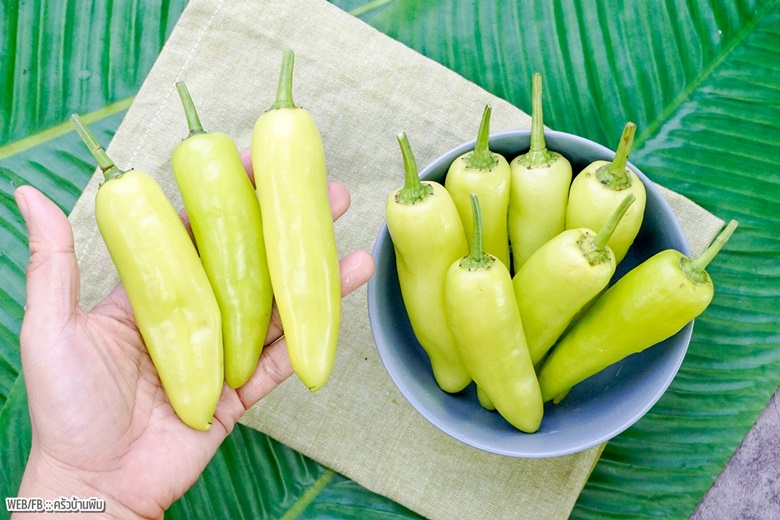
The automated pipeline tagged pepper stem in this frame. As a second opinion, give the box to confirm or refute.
[529,73,546,153]
[176,82,206,137]
[394,133,433,205]
[464,105,497,170]
[682,219,739,282]
[579,193,635,265]
[593,194,636,250]
[460,194,493,270]
[518,73,556,168]
[596,122,636,190]
[271,49,296,110]
[70,114,123,181]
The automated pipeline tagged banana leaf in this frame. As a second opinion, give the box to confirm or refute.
[0,0,778,518]
[364,1,780,517]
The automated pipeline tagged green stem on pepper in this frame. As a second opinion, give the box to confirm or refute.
[176,82,206,138]
[271,49,296,110]
[395,133,433,205]
[522,72,557,168]
[681,219,739,284]
[597,122,636,190]
[460,193,493,270]
[581,193,636,265]
[70,114,124,182]
[464,105,497,171]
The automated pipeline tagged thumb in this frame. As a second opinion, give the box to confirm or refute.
[15,185,80,329]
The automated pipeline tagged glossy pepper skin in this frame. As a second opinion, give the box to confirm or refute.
[251,50,341,392]
[72,115,223,431]
[508,73,572,272]
[514,194,635,366]
[445,105,511,269]
[386,133,471,393]
[445,194,543,433]
[538,220,738,403]
[477,386,496,411]
[172,82,273,389]
[566,122,646,265]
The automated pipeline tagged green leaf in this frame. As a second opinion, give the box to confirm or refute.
[365,0,780,518]
[334,0,396,20]
[0,0,188,408]
[298,474,423,519]
[0,0,187,144]
[0,374,32,507]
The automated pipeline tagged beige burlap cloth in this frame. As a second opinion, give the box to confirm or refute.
[68,1,724,518]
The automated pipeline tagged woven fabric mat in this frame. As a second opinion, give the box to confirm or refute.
[67,1,723,518]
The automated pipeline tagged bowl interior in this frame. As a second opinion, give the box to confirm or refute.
[367,130,692,458]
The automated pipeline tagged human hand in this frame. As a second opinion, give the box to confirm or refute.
[13,150,375,519]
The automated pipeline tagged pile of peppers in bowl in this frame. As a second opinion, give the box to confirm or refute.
[386,73,738,434]
[70,49,341,431]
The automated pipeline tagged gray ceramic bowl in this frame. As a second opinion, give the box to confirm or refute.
[367,129,692,458]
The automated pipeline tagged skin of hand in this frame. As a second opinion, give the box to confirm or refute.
[12,148,375,519]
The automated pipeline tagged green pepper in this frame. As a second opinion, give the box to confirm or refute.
[477,386,496,411]
[538,220,739,403]
[445,105,511,269]
[566,122,646,264]
[508,73,573,272]
[386,133,471,393]
[251,50,341,392]
[172,82,273,389]
[445,194,542,433]
[72,115,223,431]
[514,194,635,367]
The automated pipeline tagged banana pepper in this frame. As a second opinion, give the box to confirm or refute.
[445,194,542,433]
[251,50,341,392]
[172,82,273,389]
[508,73,572,272]
[445,105,511,269]
[386,133,471,393]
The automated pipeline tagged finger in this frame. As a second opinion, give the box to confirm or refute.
[263,249,376,346]
[177,208,196,244]
[15,186,80,329]
[328,182,350,221]
[337,250,375,297]
[235,337,293,410]
[240,146,255,187]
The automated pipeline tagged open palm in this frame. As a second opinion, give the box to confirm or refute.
[14,176,374,519]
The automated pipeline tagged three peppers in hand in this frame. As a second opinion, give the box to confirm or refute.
[73,48,343,430]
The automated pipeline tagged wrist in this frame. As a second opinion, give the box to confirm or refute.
[14,448,151,520]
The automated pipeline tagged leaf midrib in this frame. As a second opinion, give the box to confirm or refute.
[633,0,779,150]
